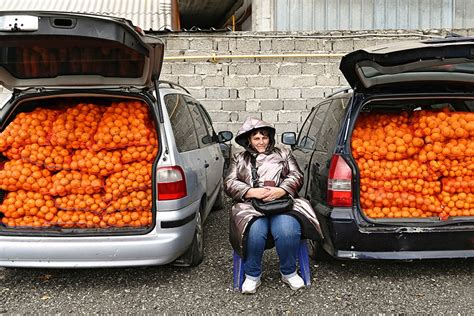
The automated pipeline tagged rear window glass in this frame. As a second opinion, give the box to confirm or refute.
[360,59,474,79]
[302,101,331,149]
[0,36,145,79]
[361,98,473,113]
[316,98,348,152]
[164,94,199,152]
[296,109,315,149]
[464,100,474,111]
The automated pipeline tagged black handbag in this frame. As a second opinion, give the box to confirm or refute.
[249,155,293,215]
[251,197,293,215]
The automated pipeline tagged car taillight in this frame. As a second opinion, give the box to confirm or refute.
[327,155,352,207]
[157,166,187,200]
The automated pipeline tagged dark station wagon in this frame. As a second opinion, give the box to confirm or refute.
[283,37,474,260]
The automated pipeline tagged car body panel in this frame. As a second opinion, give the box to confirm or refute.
[326,207,474,259]
[336,250,474,260]
[0,199,199,268]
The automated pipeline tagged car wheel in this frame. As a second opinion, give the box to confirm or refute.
[211,184,225,211]
[173,210,204,267]
[308,240,332,261]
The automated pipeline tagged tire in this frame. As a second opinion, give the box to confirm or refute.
[308,240,333,262]
[211,184,225,212]
[173,211,204,267]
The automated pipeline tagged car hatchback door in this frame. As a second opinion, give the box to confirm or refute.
[339,37,474,91]
[0,11,164,90]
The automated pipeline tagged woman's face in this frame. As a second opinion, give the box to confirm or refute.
[249,131,270,153]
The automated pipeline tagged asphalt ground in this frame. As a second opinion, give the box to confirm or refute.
[0,197,473,314]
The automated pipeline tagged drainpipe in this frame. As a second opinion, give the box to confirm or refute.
[171,0,181,31]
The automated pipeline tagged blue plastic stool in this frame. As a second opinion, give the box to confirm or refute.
[232,239,312,291]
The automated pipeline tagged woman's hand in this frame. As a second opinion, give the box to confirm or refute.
[262,187,287,202]
[244,188,272,200]
[245,187,288,201]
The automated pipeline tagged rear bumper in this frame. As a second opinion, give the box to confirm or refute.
[316,205,474,260]
[0,200,199,268]
[335,249,474,260]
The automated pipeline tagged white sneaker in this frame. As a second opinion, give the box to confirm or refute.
[241,276,261,294]
[281,273,305,291]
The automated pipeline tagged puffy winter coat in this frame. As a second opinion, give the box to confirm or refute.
[224,117,323,257]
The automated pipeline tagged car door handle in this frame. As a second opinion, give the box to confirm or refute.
[204,163,210,168]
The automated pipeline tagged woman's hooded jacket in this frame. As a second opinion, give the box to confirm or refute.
[224,117,323,257]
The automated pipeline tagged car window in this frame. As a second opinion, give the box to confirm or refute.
[296,108,316,149]
[302,101,331,150]
[196,103,217,143]
[163,94,199,152]
[184,96,213,147]
[316,98,349,152]
[465,100,474,111]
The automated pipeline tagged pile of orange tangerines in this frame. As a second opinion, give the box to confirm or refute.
[353,107,474,219]
[0,100,157,228]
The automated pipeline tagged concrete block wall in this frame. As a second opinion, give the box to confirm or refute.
[160,34,343,141]
[1,29,473,145]
[158,29,473,144]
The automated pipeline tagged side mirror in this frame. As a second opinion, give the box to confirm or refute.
[218,130,233,143]
[281,132,296,146]
[202,135,213,144]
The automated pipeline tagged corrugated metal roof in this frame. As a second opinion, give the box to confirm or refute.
[0,0,172,31]
[275,0,474,31]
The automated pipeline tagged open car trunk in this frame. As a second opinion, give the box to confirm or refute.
[0,94,159,234]
[0,12,164,90]
[351,95,474,222]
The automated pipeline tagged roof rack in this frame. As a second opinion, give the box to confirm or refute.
[324,86,352,98]
[158,80,190,94]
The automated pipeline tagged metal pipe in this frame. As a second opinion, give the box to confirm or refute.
[171,0,181,31]
[163,52,345,62]
[159,32,443,39]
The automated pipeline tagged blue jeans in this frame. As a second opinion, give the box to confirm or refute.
[244,214,301,278]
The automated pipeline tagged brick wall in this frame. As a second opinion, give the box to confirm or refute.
[158,29,473,143]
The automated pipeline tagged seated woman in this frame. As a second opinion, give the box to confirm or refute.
[224,117,322,294]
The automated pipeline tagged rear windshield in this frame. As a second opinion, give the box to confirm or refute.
[0,36,145,79]
[361,98,474,113]
[361,61,474,79]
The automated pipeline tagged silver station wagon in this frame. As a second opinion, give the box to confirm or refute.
[0,11,232,268]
